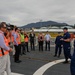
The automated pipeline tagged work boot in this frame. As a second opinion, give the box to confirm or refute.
[62,61,69,64]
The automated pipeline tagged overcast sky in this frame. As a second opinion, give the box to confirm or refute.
[0,0,75,26]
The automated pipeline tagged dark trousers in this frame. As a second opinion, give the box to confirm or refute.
[63,45,71,61]
[45,41,50,51]
[70,49,75,75]
[14,45,20,62]
[39,41,43,51]
[21,42,26,54]
[55,45,62,56]
[25,42,29,52]
[30,41,35,50]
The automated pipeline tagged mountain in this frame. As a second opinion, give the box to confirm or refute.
[21,21,73,28]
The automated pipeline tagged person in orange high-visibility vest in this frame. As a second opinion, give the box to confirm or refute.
[0,22,12,75]
[4,29,11,46]
[4,35,9,46]
[10,27,16,56]
[70,33,74,40]
[13,27,21,63]
[11,27,16,43]
[24,32,29,52]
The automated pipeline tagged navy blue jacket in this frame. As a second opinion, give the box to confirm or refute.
[63,32,70,46]
[55,35,63,45]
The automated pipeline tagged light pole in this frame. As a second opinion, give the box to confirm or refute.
[40,19,42,27]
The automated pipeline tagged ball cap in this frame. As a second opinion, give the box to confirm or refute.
[63,27,68,30]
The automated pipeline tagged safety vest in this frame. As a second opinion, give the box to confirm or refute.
[16,32,21,45]
[70,33,74,40]
[20,34,24,42]
[0,32,9,56]
[24,37,28,42]
[5,37,9,46]
[8,37,10,44]
[11,30,15,42]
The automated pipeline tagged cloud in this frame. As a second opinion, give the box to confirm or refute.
[0,0,75,26]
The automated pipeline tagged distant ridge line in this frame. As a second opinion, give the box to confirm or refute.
[21,21,73,28]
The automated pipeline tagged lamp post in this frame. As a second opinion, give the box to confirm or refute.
[40,19,42,27]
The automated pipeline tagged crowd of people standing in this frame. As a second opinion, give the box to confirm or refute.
[0,22,75,75]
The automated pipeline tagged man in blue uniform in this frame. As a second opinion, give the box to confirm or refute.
[54,32,62,57]
[61,27,71,63]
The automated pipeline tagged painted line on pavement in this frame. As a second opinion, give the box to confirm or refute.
[33,59,70,75]
[4,72,24,75]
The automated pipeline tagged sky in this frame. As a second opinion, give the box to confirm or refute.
[0,0,75,26]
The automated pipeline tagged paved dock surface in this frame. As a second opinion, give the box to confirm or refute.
[5,38,72,75]
[10,46,71,75]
